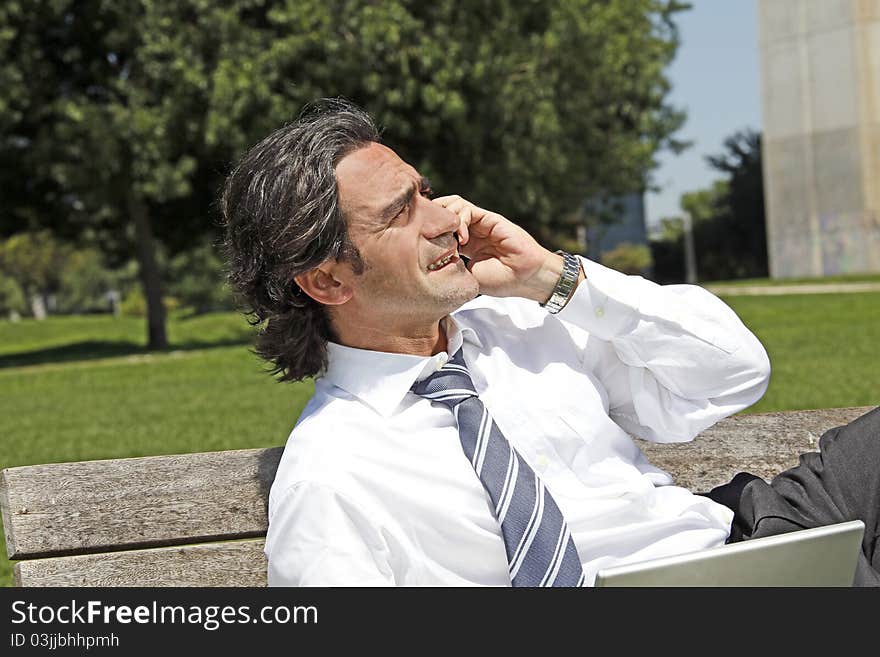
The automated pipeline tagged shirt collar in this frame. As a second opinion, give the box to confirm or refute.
[322,314,482,418]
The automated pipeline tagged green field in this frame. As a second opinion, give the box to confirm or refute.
[704,272,880,287]
[1,293,878,586]
[0,312,316,587]
[718,293,879,412]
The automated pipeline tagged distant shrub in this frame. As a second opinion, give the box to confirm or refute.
[0,274,27,317]
[119,287,146,317]
[120,287,180,317]
[0,232,129,316]
[166,240,233,314]
[56,247,117,314]
[600,242,653,275]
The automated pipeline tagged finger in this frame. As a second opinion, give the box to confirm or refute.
[441,198,468,215]
[457,206,471,246]
[433,197,468,224]
[431,194,462,208]
[459,235,493,261]
[465,207,502,238]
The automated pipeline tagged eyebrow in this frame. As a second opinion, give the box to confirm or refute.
[378,176,432,222]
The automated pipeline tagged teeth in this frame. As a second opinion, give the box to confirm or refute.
[427,254,454,271]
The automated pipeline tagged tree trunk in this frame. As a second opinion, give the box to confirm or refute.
[30,293,47,320]
[128,193,168,350]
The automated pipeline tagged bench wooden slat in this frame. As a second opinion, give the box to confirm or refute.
[1,447,283,559]
[13,538,267,587]
[638,406,874,493]
[1,407,875,568]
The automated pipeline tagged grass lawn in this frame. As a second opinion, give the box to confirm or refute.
[721,292,879,413]
[0,312,316,587]
[703,272,880,287]
[1,293,878,586]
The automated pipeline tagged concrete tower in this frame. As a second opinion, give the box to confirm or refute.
[758,0,880,277]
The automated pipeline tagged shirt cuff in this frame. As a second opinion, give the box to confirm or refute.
[555,256,641,340]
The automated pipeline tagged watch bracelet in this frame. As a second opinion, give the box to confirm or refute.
[542,250,580,314]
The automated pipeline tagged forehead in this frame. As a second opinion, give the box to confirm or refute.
[335,143,418,219]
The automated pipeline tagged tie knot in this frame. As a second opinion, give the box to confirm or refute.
[411,350,477,407]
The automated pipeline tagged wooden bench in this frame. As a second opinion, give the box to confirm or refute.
[1,406,874,586]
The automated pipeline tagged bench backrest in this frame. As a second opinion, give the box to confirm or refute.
[1,406,873,586]
[1,447,283,586]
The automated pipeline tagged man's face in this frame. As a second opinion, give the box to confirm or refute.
[334,142,479,324]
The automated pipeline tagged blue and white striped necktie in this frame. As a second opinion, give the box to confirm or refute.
[412,349,587,587]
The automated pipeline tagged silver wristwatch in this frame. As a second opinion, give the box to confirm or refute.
[541,250,581,314]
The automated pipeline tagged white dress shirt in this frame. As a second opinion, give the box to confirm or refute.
[265,257,771,586]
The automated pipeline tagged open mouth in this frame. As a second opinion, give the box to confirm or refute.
[427,252,459,271]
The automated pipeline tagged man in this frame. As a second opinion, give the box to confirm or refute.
[221,99,879,586]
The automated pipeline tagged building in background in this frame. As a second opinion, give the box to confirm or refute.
[581,192,649,263]
[758,0,880,277]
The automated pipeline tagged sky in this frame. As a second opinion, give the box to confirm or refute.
[645,0,762,232]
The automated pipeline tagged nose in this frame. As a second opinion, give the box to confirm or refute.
[421,197,460,241]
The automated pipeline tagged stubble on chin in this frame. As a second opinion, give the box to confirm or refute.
[438,270,480,310]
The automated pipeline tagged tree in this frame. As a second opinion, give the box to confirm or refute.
[166,238,233,315]
[704,128,767,277]
[649,218,685,283]
[1,0,690,344]
[0,274,26,318]
[0,231,70,319]
[0,1,237,346]
[0,231,117,316]
[651,128,767,282]
[56,246,119,314]
[690,130,767,280]
[205,0,691,242]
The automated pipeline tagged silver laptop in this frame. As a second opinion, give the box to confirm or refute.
[594,520,865,587]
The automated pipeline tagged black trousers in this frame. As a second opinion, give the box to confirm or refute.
[703,406,880,587]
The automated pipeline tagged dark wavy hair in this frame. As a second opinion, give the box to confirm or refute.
[220,99,379,382]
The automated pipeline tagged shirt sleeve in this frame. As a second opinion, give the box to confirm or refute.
[555,256,771,443]
[265,481,396,586]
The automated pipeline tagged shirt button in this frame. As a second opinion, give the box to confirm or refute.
[595,306,605,318]
[536,454,549,470]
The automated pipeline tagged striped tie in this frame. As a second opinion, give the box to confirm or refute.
[412,349,587,587]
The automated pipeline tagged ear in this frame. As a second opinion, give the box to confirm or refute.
[294,263,353,306]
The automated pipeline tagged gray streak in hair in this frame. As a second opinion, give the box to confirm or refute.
[221,98,379,381]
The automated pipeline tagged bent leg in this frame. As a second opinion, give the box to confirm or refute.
[734,406,880,586]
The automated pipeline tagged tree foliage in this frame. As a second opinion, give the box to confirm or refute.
[166,238,234,315]
[0,231,69,314]
[202,0,690,240]
[0,231,118,316]
[651,128,767,282]
[1,0,689,340]
[599,241,653,275]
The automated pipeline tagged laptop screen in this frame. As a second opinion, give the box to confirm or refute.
[594,520,865,587]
